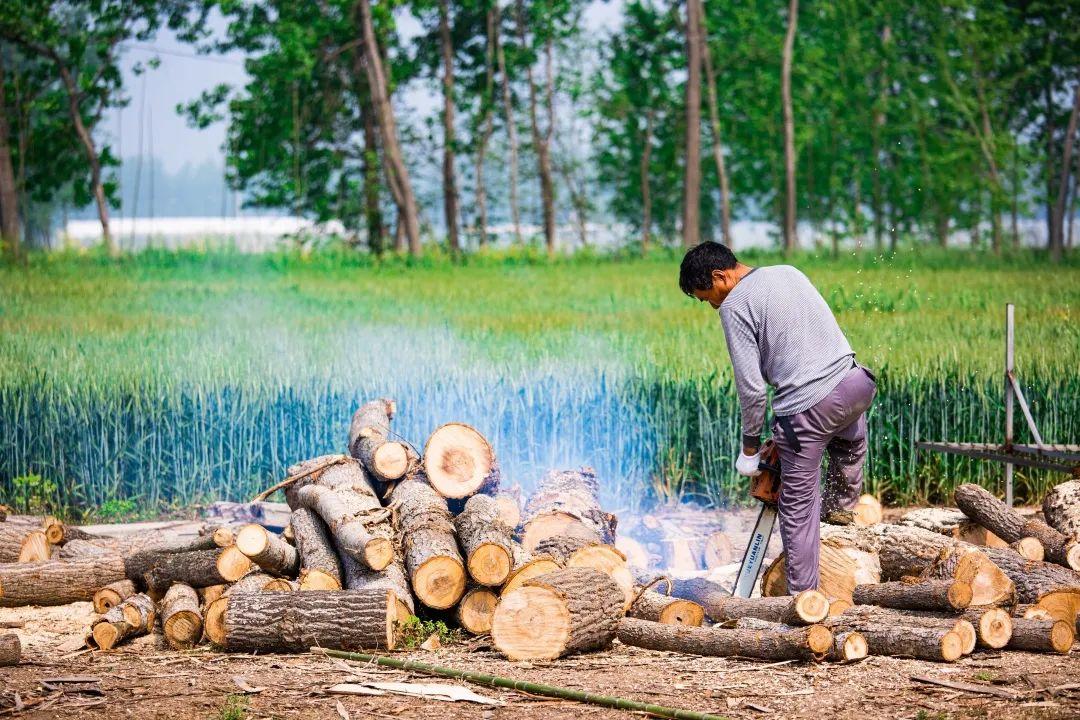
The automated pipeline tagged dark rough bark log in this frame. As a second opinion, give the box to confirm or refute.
[822,617,964,662]
[93,579,137,614]
[423,423,500,500]
[521,468,616,552]
[205,589,398,652]
[89,593,156,651]
[294,459,393,571]
[955,483,1080,570]
[0,633,19,666]
[501,543,561,596]
[454,494,513,586]
[728,617,835,655]
[457,586,498,634]
[919,545,1016,607]
[853,579,972,611]
[534,538,633,610]
[342,552,415,616]
[235,525,300,578]
[390,480,465,609]
[291,508,343,591]
[492,567,624,661]
[628,591,705,626]
[618,617,828,661]
[348,399,414,483]
[0,556,126,607]
[161,583,203,649]
[1043,480,1080,540]
[830,630,868,662]
[980,547,1080,623]
[141,549,232,593]
[696,590,829,625]
[837,606,976,654]
[1008,618,1074,654]
[0,523,31,563]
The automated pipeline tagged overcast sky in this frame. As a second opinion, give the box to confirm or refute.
[108,2,622,175]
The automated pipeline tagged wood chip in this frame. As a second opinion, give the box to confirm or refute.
[336,699,351,720]
[232,676,267,694]
[911,676,1019,699]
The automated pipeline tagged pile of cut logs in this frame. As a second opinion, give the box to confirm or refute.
[0,399,1078,669]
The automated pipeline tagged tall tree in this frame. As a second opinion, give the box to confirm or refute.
[438,0,460,253]
[682,0,702,248]
[515,0,556,255]
[495,2,523,245]
[473,0,497,245]
[780,0,798,253]
[0,51,18,256]
[698,0,731,245]
[1050,84,1080,262]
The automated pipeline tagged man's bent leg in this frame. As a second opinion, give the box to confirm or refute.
[774,422,828,593]
[822,413,868,515]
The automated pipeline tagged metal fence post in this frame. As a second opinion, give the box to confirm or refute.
[1004,304,1014,507]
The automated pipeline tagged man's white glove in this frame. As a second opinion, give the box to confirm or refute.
[735,449,763,477]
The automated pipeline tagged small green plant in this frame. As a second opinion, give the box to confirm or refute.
[11,474,58,515]
[396,615,462,649]
[215,694,247,720]
[94,498,140,522]
[914,711,949,720]
[973,670,996,682]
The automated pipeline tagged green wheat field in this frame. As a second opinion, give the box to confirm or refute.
[1,246,1077,519]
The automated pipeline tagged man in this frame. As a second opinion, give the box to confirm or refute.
[678,241,876,592]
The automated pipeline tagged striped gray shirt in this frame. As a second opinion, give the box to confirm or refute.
[719,265,855,441]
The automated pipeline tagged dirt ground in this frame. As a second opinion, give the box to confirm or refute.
[2,603,1079,720]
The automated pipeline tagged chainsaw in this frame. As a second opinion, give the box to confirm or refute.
[731,439,781,598]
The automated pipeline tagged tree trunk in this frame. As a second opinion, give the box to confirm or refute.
[1044,480,1080,540]
[0,634,19,667]
[457,586,498,634]
[348,399,413,484]
[1011,537,1045,561]
[980,547,1080,623]
[853,579,972,611]
[205,589,399,652]
[235,525,300,578]
[494,3,522,245]
[341,551,415,617]
[492,567,624,661]
[682,0,702,248]
[390,479,466,609]
[521,468,616,551]
[141,548,236,593]
[474,4,497,245]
[1008,617,1074,654]
[439,0,460,254]
[640,109,654,252]
[823,617,964,662]
[161,583,203,649]
[628,590,704,626]
[93,579,137,614]
[693,588,829,625]
[533,539,632,611]
[423,423,499,500]
[829,630,868,661]
[515,2,556,255]
[698,0,731,244]
[0,556,126,607]
[291,508,343,591]
[361,104,385,254]
[88,593,156,651]
[0,53,19,259]
[1050,84,1080,262]
[501,543,561,596]
[355,0,421,256]
[780,0,799,253]
[955,483,1080,570]
[454,494,514,586]
[617,617,828,661]
[836,606,976,655]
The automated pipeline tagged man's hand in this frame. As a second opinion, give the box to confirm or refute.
[735,448,763,477]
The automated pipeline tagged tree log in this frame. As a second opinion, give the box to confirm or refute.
[501,544,561,596]
[492,567,624,661]
[291,508,343,591]
[17,531,51,563]
[235,525,300,578]
[454,494,513,586]
[342,552,415,617]
[1011,537,1045,562]
[853,495,883,526]
[838,606,976,654]
[0,523,31,563]
[1044,480,1080,540]
[161,583,203,649]
[0,556,126,607]
[955,483,1080,570]
[728,617,835,655]
[199,584,228,609]
[205,589,400,652]
[457,587,499,634]
[93,579,137,614]
[423,423,500,499]
[962,607,1014,649]
[617,617,829,661]
[142,549,231,593]
[5,515,64,544]
[493,492,522,530]
[89,593,156,651]
[293,460,393,571]
[830,631,868,662]
[0,633,19,666]
[698,589,830,625]
[348,399,414,483]
[760,541,880,601]
[1008,618,1074,654]
[390,479,466,609]
[628,590,705,626]
[520,467,616,552]
[853,579,972,611]
[980,547,1080,622]
[822,617,964,662]
[919,546,1016,607]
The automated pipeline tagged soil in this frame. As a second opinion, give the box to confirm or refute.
[2,602,1078,720]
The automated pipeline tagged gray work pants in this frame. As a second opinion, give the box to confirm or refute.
[772,364,877,593]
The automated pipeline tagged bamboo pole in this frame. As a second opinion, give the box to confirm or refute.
[311,648,725,720]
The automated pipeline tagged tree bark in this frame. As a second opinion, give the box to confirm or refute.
[955,483,1080,570]
[1043,480,1080,540]
[823,616,964,662]
[501,542,562,596]
[640,109,655,251]
[1008,617,1074,654]
[690,589,829,625]
[780,0,799,253]
[93,579,137,614]
[617,617,828,661]
[141,548,233,593]
[493,567,624,660]
[628,590,704,626]
[89,593,156,651]
[291,508,343,591]
[682,0,702,248]
[474,3,497,245]
[0,634,19,666]
[727,617,835,653]
[235,525,300,578]
[205,589,399,652]
[457,586,498,634]
[521,467,616,551]
[980,547,1080,622]
[494,2,522,245]
[455,494,514,586]
[423,423,499,500]
[836,606,976,655]
[390,479,466,609]
[341,551,415,616]
[697,0,731,244]
[1050,84,1080,262]
[161,583,203,649]
[853,579,972,611]
[438,0,460,254]
[515,2,556,255]
[0,556,126,607]
[0,53,19,258]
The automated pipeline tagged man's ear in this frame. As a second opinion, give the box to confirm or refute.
[711,268,727,287]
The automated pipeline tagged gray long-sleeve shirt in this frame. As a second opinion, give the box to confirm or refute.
[719,265,855,443]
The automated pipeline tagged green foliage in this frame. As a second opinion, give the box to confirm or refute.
[397,615,462,648]
[215,694,248,720]
[9,473,58,515]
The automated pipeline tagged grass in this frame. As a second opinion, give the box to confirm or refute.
[0,246,1077,516]
[215,694,247,720]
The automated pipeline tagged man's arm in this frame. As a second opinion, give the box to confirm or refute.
[722,309,767,453]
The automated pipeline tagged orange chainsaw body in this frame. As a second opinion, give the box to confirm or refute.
[748,439,782,505]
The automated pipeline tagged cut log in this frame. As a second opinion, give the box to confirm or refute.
[89,593,156,651]
[59,538,119,560]
[0,523,31,563]
[342,552,415,617]
[225,572,288,595]
[235,525,300,578]
[93,580,137,614]
[390,479,466,609]
[898,508,1010,548]
[617,617,829,661]
[561,542,633,611]
[205,589,400,652]
[1015,604,1054,620]
[280,454,353,505]
[348,399,414,483]
[838,606,977,655]
[830,631,868,662]
[955,483,1080,570]
[919,546,1016,607]
[697,589,829,626]
[703,532,734,568]
[17,531,51,563]
[0,633,19,666]
[492,567,624,661]
[761,537,880,601]
[615,536,650,570]
[291,508,343,591]
[1011,537,1045,562]
[980,547,1080,622]
[454,494,514,586]
[207,526,236,548]
[501,544,562,596]
[853,579,972,611]
[161,583,203,649]
[520,467,616,552]
[493,492,522,530]
[5,515,64,545]
[0,556,126,607]
[728,617,836,655]
[423,423,500,499]
[828,598,852,616]
[628,590,705,626]
[293,460,394,571]
[457,587,499,634]
[1008,618,1074,654]
[141,549,231,592]
[853,495,883,526]
[823,617,964,662]
[199,584,227,608]
[1043,480,1080,540]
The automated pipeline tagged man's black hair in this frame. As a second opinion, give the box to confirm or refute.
[678,241,738,296]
